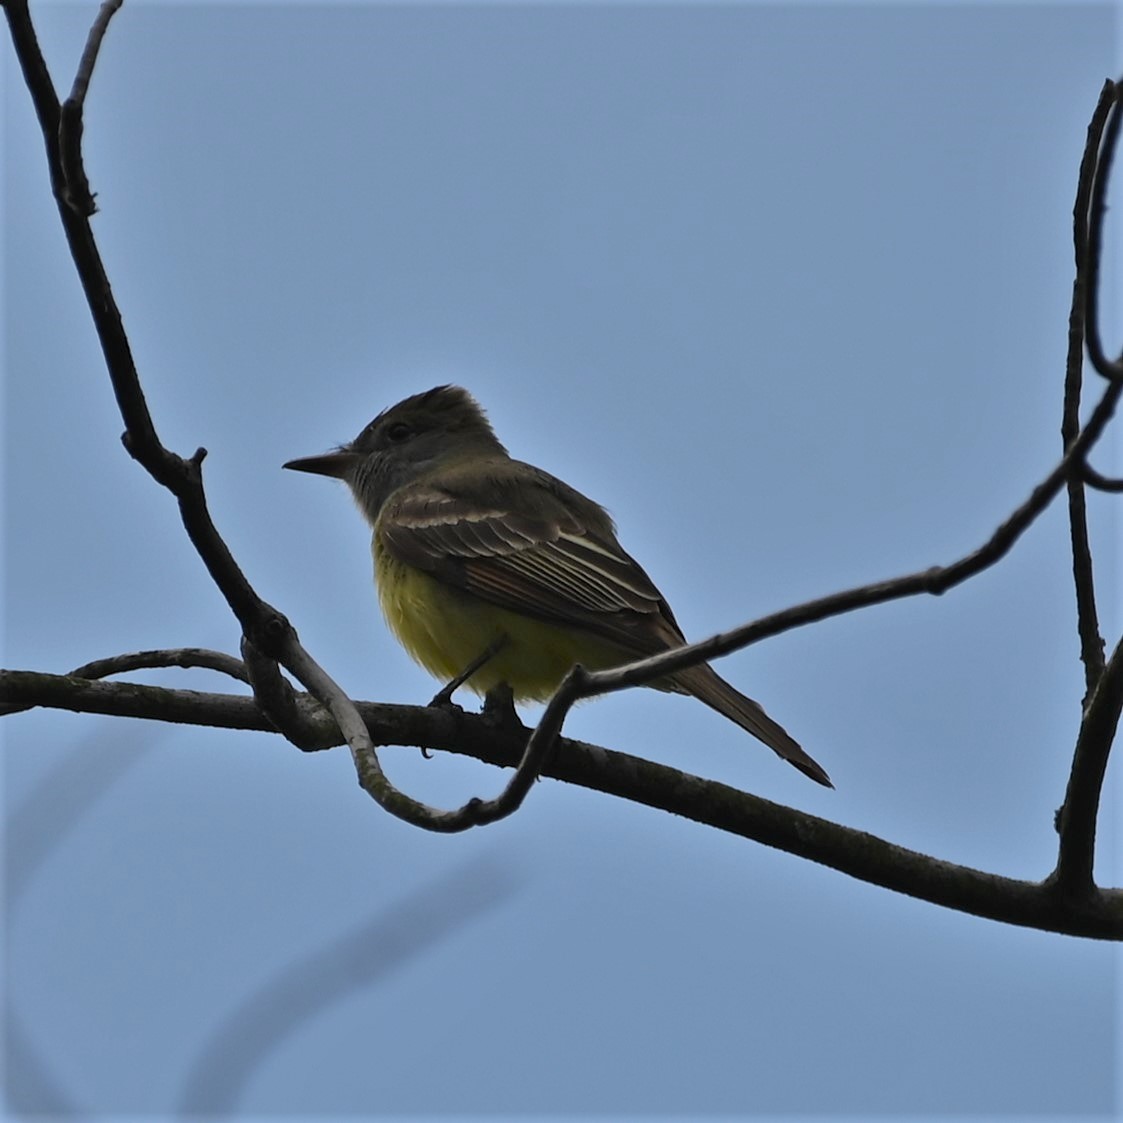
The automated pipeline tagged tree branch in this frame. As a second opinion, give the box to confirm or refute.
[57,0,123,215]
[1082,79,1123,383]
[0,647,250,718]
[3,668,1120,939]
[1053,635,1123,897]
[73,647,251,683]
[520,378,1120,731]
[1063,79,1114,698]
[1078,463,1123,492]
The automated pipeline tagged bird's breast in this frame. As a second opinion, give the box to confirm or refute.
[371,536,634,700]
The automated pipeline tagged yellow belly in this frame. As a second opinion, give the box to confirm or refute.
[374,543,631,700]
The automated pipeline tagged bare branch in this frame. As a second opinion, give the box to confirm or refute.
[0,647,251,718]
[2,2,63,191]
[1,669,287,733]
[1063,80,1115,696]
[3,668,1120,939]
[240,636,336,750]
[1082,81,1123,383]
[519,378,1121,736]
[1079,463,1123,492]
[1053,636,1123,897]
[72,647,251,683]
[278,642,480,832]
[57,0,123,215]
[1048,74,1123,898]
[455,674,586,827]
[66,0,123,109]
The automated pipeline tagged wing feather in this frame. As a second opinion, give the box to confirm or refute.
[378,480,682,654]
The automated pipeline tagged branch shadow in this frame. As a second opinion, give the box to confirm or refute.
[175,853,524,1117]
[4,722,156,1115]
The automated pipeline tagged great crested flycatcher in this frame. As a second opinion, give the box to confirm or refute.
[284,385,830,786]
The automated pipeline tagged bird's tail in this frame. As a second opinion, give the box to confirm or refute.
[673,663,832,787]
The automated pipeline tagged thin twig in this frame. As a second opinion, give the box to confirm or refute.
[281,644,471,831]
[0,647,250,718]
[1079,463,1123,492]
[57,0,125,214]
[72,647,250,683]
[1048,74,1123,898]
[1063,80,1115,697]
[66,0,124,108]
[1083,81,1123,383]
[533,379,1122,712]
[460,667,590,826]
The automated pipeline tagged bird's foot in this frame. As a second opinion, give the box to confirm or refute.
[427,682,465,712]
[482,682,525,734]
[427,637,509,712]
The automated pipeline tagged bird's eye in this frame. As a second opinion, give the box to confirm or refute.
[385,421,412,443]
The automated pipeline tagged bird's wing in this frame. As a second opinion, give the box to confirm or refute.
[378,480,685,656]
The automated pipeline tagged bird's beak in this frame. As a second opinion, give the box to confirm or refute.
[282,450,360,479]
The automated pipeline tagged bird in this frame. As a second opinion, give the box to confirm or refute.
[284,385,830,786]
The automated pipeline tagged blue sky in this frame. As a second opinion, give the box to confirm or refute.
[4,2,1121,1117]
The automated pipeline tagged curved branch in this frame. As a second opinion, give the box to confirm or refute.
[71,647,251,683]
[278,642,497,832]
[1083,80,1123,383]
[239,637,336,750]
[1079,463,1123,492]
[524,379,1121,721]
[2,668,1120,940]
[1063,80,1115,696]
[0,647,251,719]
[1048,73,1123,898]
[1053,636,1123,896]
[1,669,294,733]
